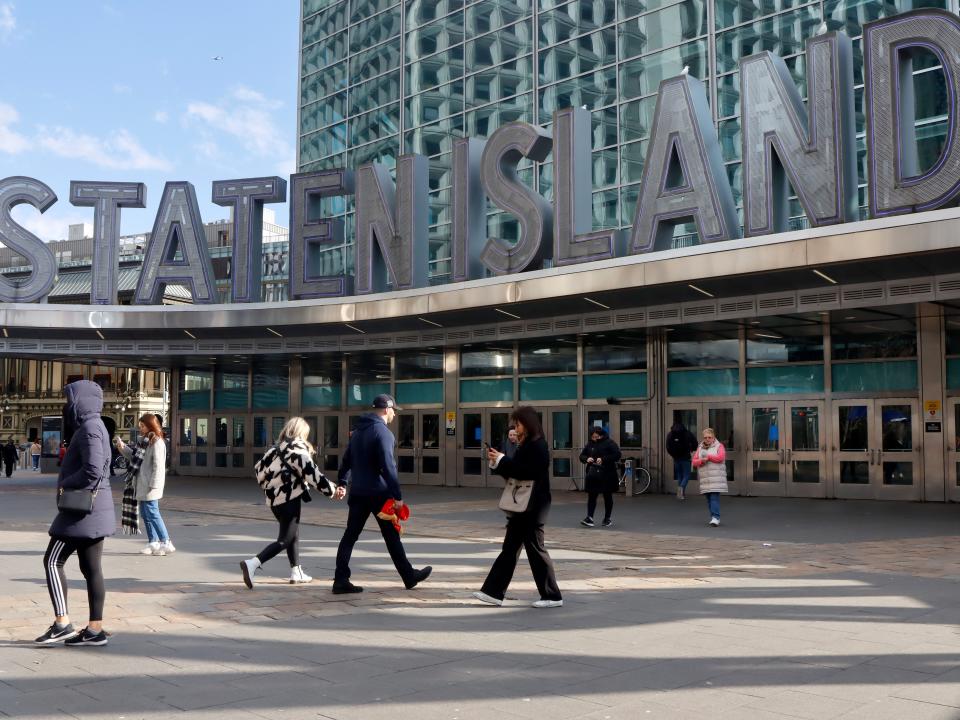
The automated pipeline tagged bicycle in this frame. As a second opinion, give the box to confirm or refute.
[618,455,652,495]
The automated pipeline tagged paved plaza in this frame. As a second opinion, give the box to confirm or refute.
[0,469,958,719]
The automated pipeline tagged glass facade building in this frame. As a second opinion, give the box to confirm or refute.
[299,0,952,276]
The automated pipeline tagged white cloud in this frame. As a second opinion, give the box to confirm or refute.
[153,110,169,124]
[0,3,14,42]
[185,85,291,160]
[194,139,219,159]
[36,126,172,171]
[0,102,30,153]
[9,205,89,243]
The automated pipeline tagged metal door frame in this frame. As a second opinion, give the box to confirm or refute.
[666,401,743,496]
[947,397,960,501]
[784,401,827,499]
[395,409,444,486]
[745,401,787,496]
[457,407,513,488]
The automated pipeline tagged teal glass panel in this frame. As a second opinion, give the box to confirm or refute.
[519,375,577,401]
[253,387,289,409]
[348,382,391,407]
[583,372,648,399]
[301,386,340,408]
[395,381,443,405]
[746,366,824,395]
[214,389,248,410]
[460,378,513,403]
[178,390,210,411]
[832,361,919,393]
[948,359,960,390]
[667,369,739,397]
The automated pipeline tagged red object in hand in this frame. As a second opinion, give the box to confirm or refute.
[377,499,410,534]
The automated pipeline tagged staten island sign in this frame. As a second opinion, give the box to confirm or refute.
[2,9,960,306]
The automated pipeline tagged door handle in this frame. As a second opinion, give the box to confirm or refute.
[786,449,791,464]
[779,448,784,464]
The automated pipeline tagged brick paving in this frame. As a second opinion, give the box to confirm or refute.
[0,469,958,719]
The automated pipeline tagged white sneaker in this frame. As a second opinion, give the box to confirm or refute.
[152,544,167,556]
[289,566,312,584]
[240,557,260,589]
[532,599,564,608]
[140,542,160,555]
[472,591,503,606]
[161,541,175,554]
[709,517,720,527]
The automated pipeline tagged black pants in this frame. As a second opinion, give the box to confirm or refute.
[586,491,613,522]
[257,497,301,566]
[43,536,105,622]
[335,494,414,584]
[481,501,562,602]
[3,460,13,477]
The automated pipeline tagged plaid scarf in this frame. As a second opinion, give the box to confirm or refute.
[120,434,151,535]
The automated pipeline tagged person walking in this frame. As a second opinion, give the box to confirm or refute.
[30,439,41,472]
[35,380,114,646]
[691,427,728,527]
[58,441,67,467]
[666,421,698,500]
[2,437,18,478]
[115,414,173,556]
[241,417,345,587]
[332,395,432,594]
[474,406,563,608]
[579,426,621,528]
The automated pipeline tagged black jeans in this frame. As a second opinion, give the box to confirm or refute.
[481,501,562,602]
[335,494,415,584]
[586,491,613,522]
[44,536,105,622]
[257,497,302,566]
[3,460,13,477]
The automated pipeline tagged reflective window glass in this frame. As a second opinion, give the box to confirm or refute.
[620,40,707,100]
[468,57,534,105]
[408,13,464,59]
[540,65,617,113]
[407,48,465,94]
[461,345,514,377]
[716,0,801,30]
[668,332,739,367]
[466,21,533,69]
[349,7,402,54]
[583,331,647,371]
[519,338,578,374]
[300,124,347,164]
[349,102,400,146]
[619,0,707,60]
[301,93,348,135]
[408,0,464,26]
[349,39,402,82]
[396,350,444,380]
[539,0,614,46]
[539,28,616,85]
[466,0,532,37]
[466,92,533,135]
[349,72,402,115]
[715,6,820,75]
[351,0,398,23]
[302,5,348,47]
[301,63,349,104]
[746,333,823,363]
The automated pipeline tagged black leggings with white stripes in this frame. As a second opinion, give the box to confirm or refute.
[43,536,105,622]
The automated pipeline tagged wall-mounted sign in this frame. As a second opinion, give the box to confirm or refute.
[2,10,959,307]
[445,411,456,437]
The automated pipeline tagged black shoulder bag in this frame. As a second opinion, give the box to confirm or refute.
[57,457,110,514]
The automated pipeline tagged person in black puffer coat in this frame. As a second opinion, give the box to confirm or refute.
[579,427,622,528]
[35,380,114,647]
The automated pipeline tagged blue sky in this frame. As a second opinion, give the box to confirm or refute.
[0,2,299,241]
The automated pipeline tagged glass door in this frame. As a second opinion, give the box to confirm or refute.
[213,415,231,475]
[947,398,960,501]
[457,409,512,487]
[786,403,826,497]
[669,403,741,495]
[395,410,444,486]
[747,403,784,495]
[319,413,343,480]
[546,407,577,488]
[834,399,921,500]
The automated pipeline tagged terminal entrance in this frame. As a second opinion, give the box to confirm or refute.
[746,402,826,498]
[396,410,443,486]
[667,403,740,495]
[458,409,511,487]
[834,399,921,501]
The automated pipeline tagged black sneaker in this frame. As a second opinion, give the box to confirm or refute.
[332,580,364,595]
[405,566,432,590]
[580,517,595,527]
[34,622,78,645]
[64,627,108,647]
[602,518,613,527]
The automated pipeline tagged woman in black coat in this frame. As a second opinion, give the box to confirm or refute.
[579,427,622,527]
[473,406,563,608]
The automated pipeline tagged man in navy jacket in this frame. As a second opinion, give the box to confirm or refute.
[332,394,431,594]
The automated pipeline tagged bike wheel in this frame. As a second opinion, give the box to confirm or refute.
[633,467,652,495]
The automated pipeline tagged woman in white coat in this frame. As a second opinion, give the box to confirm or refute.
[691,427,728,527]
[116,413,172,555]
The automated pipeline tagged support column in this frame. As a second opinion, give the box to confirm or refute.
[443,346,458,488]
[918,302,946,501]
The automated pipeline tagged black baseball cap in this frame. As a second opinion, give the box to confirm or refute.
[372,394,401,410]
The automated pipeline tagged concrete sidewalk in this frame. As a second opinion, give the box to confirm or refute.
[0,469,958,718]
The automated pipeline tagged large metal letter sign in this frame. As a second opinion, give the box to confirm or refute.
[355,155,429,294]
[133,182,217,305]
[740,32,857,235]
[451,137,487,283]
[480,122,554,274]
[866,9,960,216]
[69,181,147,305]
[212,177,287,303]
[288,169,355,299]
[0,176,57,303]
[553,107,621,264]
[630,75,739,253]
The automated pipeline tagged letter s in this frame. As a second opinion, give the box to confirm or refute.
[0,176,57,303]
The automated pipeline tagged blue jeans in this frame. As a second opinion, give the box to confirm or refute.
[673,459,692,489]
[139,500,169,543]
[32,454,40,470]
[705,492,721,520]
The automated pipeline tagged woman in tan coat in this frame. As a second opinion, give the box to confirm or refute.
[691,427,727,527]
